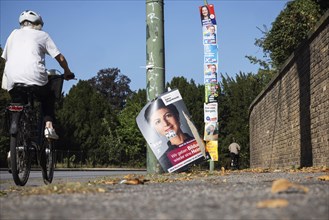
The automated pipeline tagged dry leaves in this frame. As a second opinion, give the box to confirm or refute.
[92,179,118,185]
[271,179,309,194]
[221,167,226,176]
[0,190,7,197]
[119,174,149,185]
[120,178,148,185]
[244,168,271,173]
[317,175,329,181]
[20,182,107,195]
[257,199,289,208]
[289,166,329,173]
[92,174,149,185]
[257,178,309,209]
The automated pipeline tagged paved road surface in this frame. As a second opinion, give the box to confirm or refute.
[0,169,146,184]
[0,169,328,220]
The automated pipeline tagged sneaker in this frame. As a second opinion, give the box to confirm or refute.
[44,128,59,140]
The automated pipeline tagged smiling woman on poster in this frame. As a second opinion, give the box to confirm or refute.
[200,5,216,25]
[136,89,206,173]
[144,98,194,171]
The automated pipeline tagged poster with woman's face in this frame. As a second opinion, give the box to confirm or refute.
[199,4,217,26]
[136,89,206,173]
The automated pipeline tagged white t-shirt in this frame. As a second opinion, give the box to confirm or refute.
[1,27,61,91]
[229,142,241,155]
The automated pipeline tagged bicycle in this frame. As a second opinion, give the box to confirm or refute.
[6,70,75,186]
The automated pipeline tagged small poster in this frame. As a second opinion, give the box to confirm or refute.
[204,64,218,83]
[204,102,218,122]
[136,89,207,173]
[204,45,218,64]
[204,122,219,141]
[205,83,219,103]
[206,141,218,161]
[199,4,217,26]
[203,24,217,45]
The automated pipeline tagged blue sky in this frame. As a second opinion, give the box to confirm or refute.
[1,0,289,93]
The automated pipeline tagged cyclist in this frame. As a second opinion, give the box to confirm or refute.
[1,10,74,139]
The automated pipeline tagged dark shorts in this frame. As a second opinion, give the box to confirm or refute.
[9,83,56,122]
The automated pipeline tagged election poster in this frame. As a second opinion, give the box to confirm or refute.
[203,24,217,45]
[204,64,218,84]
[199,4,217,26]
[205,83,219,103]
[206,141,219,161]
[204,103,218,122]
[204,54,218,66]
[204,45,218,65]
[136,89,207,173]
[204,122,219,141]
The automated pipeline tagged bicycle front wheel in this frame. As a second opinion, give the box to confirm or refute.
[10,125,31,186]
[40,138,55,184]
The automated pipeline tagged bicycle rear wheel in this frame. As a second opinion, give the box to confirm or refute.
[10,119,31,186]
[40,138,55,184]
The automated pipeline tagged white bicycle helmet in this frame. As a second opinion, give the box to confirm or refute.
[19,10,44,26]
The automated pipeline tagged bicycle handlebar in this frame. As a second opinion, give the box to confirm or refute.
[64,73,76,80]
[48,73,76,81]
[47,69,76,81]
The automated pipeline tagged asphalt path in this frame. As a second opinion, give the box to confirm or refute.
[0,169,328,220]
[0,169,147,181]
[0,169,147,189]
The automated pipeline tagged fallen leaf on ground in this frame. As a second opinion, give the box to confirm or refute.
[271,179,309,194]
[257,199,289,208]
[221,167,225,176]
[318,175,329,181]
[97,188,106,193]
[101,180,117,185]
[120,178,148,185]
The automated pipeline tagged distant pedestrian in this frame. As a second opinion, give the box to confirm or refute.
[228,139,241,169]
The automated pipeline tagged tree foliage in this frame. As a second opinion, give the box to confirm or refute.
[88,68,132,112]
[99,89,147,167]
[56,80,112,159]
[0,47,10,167]
[250,0,328,69]
[217,72,269,168]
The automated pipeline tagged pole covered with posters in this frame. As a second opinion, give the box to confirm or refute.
[146,0,165,173]
[199,2,219,171]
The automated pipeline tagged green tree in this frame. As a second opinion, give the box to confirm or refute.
[218,72,267,168]
[88,68,132,112]
[249,0,328,69]
[0,47,10,167]
[57,80,112,163]
[99,89,147,167]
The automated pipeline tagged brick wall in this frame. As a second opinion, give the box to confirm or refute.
[249,11,329,169]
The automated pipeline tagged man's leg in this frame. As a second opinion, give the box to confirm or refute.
[34,85,58,139]
[235,154,239,169]
[230,153,235,169]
